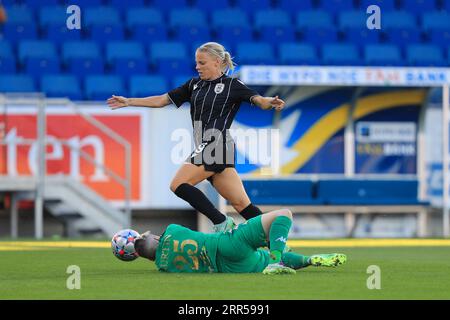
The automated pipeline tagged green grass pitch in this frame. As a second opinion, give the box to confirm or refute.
[1,242,450,300]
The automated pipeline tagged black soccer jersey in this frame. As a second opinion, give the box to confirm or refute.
[167,74,259,145]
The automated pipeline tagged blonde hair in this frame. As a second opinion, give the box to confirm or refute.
[197,42,236,73]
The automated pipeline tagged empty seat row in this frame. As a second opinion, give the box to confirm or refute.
[5,0,450,14]
[2,40,449,73]
[241,179,427,206]
[6,5,450,30]
[0,74,194,100]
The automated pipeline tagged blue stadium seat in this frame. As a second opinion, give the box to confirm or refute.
[3,6,33,24]
[429,30,450,48]
[322,43,361,66]
[302,27,338,46]
[174,26,211,45]
[157,59,194,75]
[84,75,125,101]
[18,40,57,62]
[130,25,168,42]
[422,11,450,30]
[150,42,188,62]
[67,59,104,79]
[242,180,319,205]
[364,44,402,66]
[234,0,271,15]
[62,41,101,62]
[258,27,296,44]
[110,0,145,10]
[40,75,82,100]
[89,25,125,44]
[18,40,60,77]
[39,6,82,43]
[400,0,437,14]
[24,57,60,78]
[383,11,416,29]
[343,28,381,45]
[106,41,146,63]
[150,42,193,74]
[83,7,121,27]
[23,0,59,9]
[0,57,16,73]
[279,43,319,65]
[319,0,355,11]
[338,10,367,29]
[62,41,104,78]
[2,6,36,43]
[278,0,314,12]
[60,0,103,8]
[382,11,420,47]
[0,42,16,73]
[0,0,17,4]
[152,0,188,11]
[106,41,148,77]
[443,0,450,12]
[0,74,36,93]
[216,26,254,44]
[2,23,38,43]
[194,0,230,13]
[316,179,424,205]
[236,42,276,65]
[126,8,163,28]
[39,6,67,26]
[254,9,291,28]
[406,44,446,66]
[0,41,14,58]
[385,29,422,47]
[296,11,333,30]
[126,8,167,41]
[212,9,250,28]
[359,0,396,11]
[129,75,169,97]
[45,25,82,44]
[169,9,207,28]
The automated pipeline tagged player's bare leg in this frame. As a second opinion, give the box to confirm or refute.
[209,168,264,219]
[170,163,228,227]
[170,163,214,191]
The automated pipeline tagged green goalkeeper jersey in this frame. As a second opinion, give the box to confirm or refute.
[154,217,272,273]
[155,224,221,273]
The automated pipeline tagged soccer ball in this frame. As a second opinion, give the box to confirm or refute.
[111,229,140,262]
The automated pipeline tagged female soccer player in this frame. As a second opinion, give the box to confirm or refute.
[107,42,285,232]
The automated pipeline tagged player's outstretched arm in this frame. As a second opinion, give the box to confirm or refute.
[107,93,171,110]
[251,95,285,111]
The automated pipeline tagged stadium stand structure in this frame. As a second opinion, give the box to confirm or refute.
[0,0,444,238]
[0,0,449,99]
[218,179,430,237]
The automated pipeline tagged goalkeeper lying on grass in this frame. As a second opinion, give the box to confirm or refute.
[132,208,346,274]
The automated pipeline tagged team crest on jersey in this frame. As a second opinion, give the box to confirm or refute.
[214,83,225,94]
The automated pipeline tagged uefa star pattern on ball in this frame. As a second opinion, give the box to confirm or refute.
[111,229,140,261]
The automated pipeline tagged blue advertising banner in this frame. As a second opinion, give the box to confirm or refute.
[232,86,425,175]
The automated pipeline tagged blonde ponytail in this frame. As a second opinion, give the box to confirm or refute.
[197,42,236,73]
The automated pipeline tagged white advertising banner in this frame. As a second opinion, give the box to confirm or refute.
[240,66,450,87]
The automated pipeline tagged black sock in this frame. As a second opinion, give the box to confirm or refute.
[174,183,226,224]
[239,203,264,220]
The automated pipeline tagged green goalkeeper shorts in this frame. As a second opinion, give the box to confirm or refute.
[215,215,270,273]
